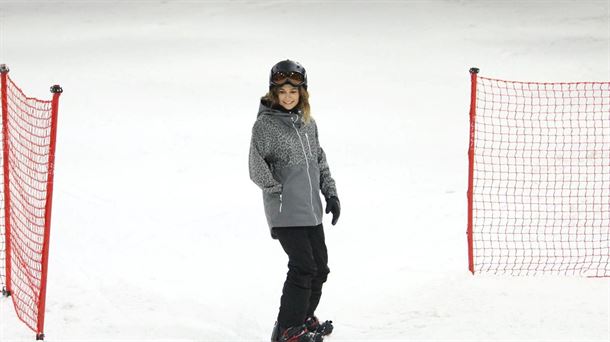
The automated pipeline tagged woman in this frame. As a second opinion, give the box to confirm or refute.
[249,60,341,342]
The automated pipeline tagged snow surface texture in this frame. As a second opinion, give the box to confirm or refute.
[0,0,609,341]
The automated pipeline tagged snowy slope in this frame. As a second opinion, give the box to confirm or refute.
[0,0,609,341]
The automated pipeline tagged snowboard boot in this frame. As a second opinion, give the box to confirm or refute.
[304,316,333,336]
[271,322,324,342]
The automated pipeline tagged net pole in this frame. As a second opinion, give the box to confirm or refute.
[35,84,62,341]
[0,64,11,296]
[467,67,479,275]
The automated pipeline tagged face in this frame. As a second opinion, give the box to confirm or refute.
[277,84,300,111]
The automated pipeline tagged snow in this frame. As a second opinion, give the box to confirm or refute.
[0,0,609,341]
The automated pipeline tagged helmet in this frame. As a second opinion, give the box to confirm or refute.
[269,59,307,90]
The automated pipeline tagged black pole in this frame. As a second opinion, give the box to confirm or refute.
[0,64,8,74]
[50,85,63,94]
[470,67,480,74]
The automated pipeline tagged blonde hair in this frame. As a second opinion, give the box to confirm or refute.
[262,86,311,123]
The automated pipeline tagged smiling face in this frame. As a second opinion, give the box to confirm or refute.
[277,84,300,111]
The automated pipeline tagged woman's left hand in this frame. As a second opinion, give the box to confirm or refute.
[325,196,341,225]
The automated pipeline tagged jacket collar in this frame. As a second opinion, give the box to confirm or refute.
[258,100,304,128]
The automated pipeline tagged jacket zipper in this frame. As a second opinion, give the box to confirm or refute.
[291,118,318,222]
[279,194,282,212]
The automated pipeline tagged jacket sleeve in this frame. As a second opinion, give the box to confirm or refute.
[315,123,338,199]
[249,120,283,194]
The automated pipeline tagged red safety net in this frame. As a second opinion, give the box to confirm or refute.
[0,70,60,339]
[468,72,610,277]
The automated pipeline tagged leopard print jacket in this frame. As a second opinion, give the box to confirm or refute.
[249,100,337,231]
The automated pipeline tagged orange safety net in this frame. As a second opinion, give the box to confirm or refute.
[468,73,610,276]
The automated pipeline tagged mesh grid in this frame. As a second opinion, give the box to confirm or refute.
[471,76,610,276]
[2,74,54,331]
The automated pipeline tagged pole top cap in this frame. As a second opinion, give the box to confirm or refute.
[50,85,63,94]
[469,67,480,74]
[0,64,9,74]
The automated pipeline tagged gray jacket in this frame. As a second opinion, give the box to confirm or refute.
[249,100,337,237]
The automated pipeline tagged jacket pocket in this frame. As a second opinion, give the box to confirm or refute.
[305,132,314,157]
[276,165,318,223]
[263,190,282,225]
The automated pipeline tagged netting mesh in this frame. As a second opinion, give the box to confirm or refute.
[470,76,610,276]
[2,74,54,332]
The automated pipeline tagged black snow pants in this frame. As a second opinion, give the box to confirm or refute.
[273,224,330,329]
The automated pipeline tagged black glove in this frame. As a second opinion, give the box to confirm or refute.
[325,196,341,225]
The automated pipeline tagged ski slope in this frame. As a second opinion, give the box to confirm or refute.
[1,0,609,341]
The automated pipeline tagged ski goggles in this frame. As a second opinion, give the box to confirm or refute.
[271,71,306,87]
